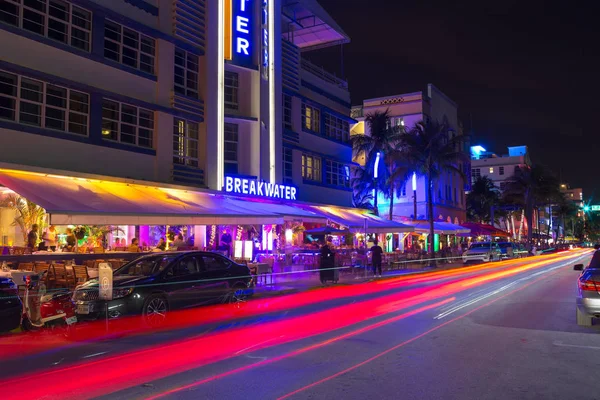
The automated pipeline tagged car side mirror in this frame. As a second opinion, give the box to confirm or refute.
[574,264,584,271]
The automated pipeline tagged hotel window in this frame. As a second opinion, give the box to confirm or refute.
[283,147,293,183]
[283,93,292,130]
[500,182,506,191]
[224,71,239,110]
[302,103,320,133]
[472,168,481,178]
[174,48,199,99]
[499,166,505,176]
[301,153,321,182]
[324,113,349,142]
[325,160,350,188]
[0,0,92,51]
[224,123,238,173]
[489,167,494,174]
[102,99,154,148]
[104,20,155,74]
[0,71,89,135]
[173,118,199,168]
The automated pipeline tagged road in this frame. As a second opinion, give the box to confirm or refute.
[1,249,599,400]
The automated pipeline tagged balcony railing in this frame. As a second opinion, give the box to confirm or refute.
[301,59,348,89]
[350,106,363,118]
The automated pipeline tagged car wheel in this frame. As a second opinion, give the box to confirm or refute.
[576,307,593,327]
[143,295,168,327]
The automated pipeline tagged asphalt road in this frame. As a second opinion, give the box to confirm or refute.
[1,250,599,400]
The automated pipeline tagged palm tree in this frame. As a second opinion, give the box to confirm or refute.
[351,165,374,210]
[393,120,469,262]
[466,176,500,223]
[502,165,561,245]
[0,194,46,244]
[351,110,403,215]
[555,194,579,241]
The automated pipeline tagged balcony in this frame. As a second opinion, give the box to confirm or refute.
[301,59,347,89]
[350,106,363,119]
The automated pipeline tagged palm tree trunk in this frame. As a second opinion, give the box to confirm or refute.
[427,172,436,265]
[373,185,379,216]
[388,183,394,221]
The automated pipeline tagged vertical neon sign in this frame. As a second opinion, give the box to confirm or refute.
[229,0,253,68]
[261,0,269,80]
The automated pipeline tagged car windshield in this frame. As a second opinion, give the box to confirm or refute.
[498,243,512,248]
[115,255,177,277]
[470,243,492,249]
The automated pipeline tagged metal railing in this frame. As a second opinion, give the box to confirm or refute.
[301,58,348,89]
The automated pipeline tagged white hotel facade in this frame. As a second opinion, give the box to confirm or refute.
[0,0,359,245]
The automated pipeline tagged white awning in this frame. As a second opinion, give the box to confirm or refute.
[0,169,283,225]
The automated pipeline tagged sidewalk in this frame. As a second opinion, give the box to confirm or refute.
[252,261,465,299]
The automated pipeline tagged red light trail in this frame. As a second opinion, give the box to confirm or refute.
[0,250,587,400]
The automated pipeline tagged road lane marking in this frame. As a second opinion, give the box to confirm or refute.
[434,254,589,320]
[276,266,568,400]
[553,341,600,350]
[82,351,108,359]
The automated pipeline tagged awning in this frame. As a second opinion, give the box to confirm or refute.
[459,222,510,237]
[0,169,284,225]
[282,0,350,51]
[299,205,414,233]
[406,221,471,235]
[225,198,326,224]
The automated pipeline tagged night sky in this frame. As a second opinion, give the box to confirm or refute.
[308,0,596,200]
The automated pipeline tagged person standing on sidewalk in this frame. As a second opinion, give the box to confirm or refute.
[371,240,383,278]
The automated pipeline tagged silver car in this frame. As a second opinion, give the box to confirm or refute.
[575,256,600,326]
[462,242,501,264]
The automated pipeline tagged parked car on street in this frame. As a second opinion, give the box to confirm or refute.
[462,242,501,264]
[73,252,254,326]
[574,261,600,326]
[497,242,515,259]
[0,276,22,333]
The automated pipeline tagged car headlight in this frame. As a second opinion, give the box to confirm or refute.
[112,288,134,299]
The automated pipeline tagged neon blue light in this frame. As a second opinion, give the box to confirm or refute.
[344,165,350,180]
[233,0,253,67]
[374,152,381,179]
[224,175,297,200]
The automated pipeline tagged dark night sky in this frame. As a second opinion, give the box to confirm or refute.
[307,0,597,200]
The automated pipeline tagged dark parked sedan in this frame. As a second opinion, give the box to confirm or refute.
[0,277,22,333]
[73,252,253,325]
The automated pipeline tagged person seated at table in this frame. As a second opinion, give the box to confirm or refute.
[114,237,122,248]
[128,238,142,253]
[156,237,167,251]
[172,234,185,250]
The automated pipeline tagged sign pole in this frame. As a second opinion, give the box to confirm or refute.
[98,263,113,333]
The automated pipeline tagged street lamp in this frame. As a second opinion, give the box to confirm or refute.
[412,172,417,219]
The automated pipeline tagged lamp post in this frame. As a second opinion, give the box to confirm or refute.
[412,172,417,220]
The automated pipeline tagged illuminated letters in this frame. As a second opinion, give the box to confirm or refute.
[224,176,298,201]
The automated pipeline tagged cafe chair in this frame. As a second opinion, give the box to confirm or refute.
[52,264,74,288]
[19,262,34,272]
[72,265,90,286]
